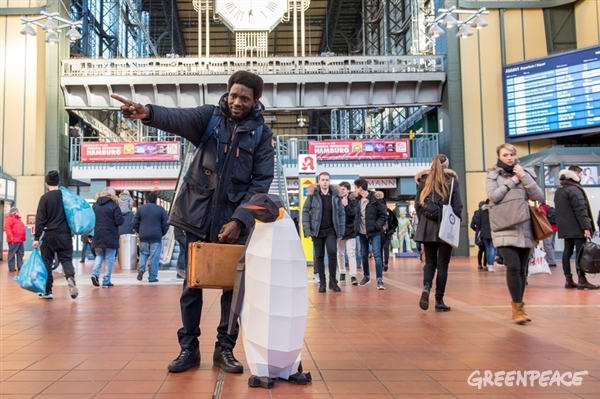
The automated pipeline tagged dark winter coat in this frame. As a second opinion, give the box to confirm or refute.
[355,190,387,238]
[133,203,169,243]
[92,190,124,249]
[34,189,71,240]
[555,169,596,239]
[4,214,26,243]
[144,95,274,243]
[118,211,134,235]
[413,168,463,243]
[479,206,492,240]
[302,184,345,238]
[384,208,399,236]
[340,192,358,240]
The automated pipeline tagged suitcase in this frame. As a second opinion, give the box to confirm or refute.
[187,242,245,289]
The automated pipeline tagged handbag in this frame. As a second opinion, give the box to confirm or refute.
[577,239,600,274]
[13,248,48,294]
[530,203,553,241]
[528,246,551,275]
[438,178,460,248]
[60,187,96,235]
[488,198,530,232]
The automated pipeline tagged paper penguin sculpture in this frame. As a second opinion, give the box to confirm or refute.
[228,193,311,388]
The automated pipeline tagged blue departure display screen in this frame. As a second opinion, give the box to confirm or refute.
[502,45,600,140]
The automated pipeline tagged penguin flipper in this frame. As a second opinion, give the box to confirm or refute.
[248,375,274,389]
[287,372,312,385]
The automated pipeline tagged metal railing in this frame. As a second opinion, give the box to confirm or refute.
[62,55,444,77]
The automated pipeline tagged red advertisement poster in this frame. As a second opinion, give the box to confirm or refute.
[308,139,410,160]
[80,142,180,162]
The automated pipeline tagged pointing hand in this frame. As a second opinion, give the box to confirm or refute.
[111,94,150,120]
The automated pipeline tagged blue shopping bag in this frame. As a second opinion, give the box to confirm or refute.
[13,248,48,294]
[60,187,95,234]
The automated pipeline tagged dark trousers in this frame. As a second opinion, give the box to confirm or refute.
[7,242,24,270]
[312,233,338,283]
[80,242,96,262]
[422,242,453,300]
[562,238,586,277]
[177,232,238,351]
[40,233,75,294]
[498,246,531,303]
[381,233,393,265]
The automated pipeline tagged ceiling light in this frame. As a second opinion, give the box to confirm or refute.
[65,27,82,41]
[456,25,473,39]
[440,14,458,28]
[20,24,36,36]
[42,18,58,32]
[45,32,59,44]
[470,15,488,29]
[428,24,445,38]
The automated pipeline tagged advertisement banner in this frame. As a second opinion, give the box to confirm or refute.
[109,180,177,191]
[308,139,410,160]
[81,142,180,162]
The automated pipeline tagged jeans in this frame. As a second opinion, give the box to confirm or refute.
[359,233,383,279]
[498,246,531,303]
[92,248,117,285]
[542,232,556,265]
[483,238,496,266]
[7,242,24,270]
[337,238,357,277]
[177,231,239,350]
[381,233,393,265]
[312,234,338,283]
[355,236,362,266]
[422,242,453,300]
[562,238,586,277]
[138,242,162,281]
[40,233,75,294]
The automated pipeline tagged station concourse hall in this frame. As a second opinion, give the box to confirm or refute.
[1,255,599,398]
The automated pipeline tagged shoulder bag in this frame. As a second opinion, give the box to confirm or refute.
[438,178,460,248]
[488,198,530,232]
[577,238,600,274]
[530,202,553,241]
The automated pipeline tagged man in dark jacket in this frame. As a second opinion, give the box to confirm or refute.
[381,207,398,272]
[354,178,388,290]
[301,172,345,293]
[112,71,274,375]
[480,199,496,272]
[133,192,169,283]
[91,187,124,288]
[554,165,598,290]
[33,170,79,299]
[336,181,359,285]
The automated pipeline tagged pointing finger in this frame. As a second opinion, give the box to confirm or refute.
[111,94,133,106]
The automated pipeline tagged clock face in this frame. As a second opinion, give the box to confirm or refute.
[215,0,288,32]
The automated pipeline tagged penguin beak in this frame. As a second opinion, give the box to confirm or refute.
[242,204,266,211]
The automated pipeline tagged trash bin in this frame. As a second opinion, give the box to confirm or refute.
[119,234,138,270]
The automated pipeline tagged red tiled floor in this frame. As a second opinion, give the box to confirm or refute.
[1,255,599,398]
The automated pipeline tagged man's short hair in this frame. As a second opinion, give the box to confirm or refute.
[318,171,330,180]
[146,192,157,203]
[354,178,368,191]
[228,71,264,100]
[568,165,582,173]
[339,181,351,190]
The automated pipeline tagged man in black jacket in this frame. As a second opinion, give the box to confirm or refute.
[555,165,598,290]
[354,178,388,290]
[133,192,169,283]
[33,170,79,300]
[336,181,358,284]
[112,71,274,375]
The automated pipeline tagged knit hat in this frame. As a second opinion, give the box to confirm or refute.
[104,187,116,196]
[9,207,18,214]
[45,170,60,186]
[122,189,130,195]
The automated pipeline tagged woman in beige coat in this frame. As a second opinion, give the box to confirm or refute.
[486,143,543,324]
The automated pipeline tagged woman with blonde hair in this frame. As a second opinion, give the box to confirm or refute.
[487,143,543,324]
[414,154,463,312]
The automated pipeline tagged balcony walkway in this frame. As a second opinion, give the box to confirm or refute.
[1,256,599,398]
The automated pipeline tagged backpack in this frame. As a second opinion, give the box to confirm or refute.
[545,206,556,224]
[577,240,600,274]
[422,194,443,221]
[385,209,398,234]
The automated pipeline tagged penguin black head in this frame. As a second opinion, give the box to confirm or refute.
[241,193,284,223]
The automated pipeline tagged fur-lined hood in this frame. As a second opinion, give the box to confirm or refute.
[306,184,341,196]
[339,191,359,201]
[559,169,580,182]
[414,168,459,184]
[95,189,119,204]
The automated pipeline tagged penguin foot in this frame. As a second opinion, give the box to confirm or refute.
[248,375,274,389]
[287,372,312,385]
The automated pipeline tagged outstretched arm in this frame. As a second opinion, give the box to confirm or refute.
[111,94,151,120]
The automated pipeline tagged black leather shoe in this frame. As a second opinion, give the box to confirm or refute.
[168,347,200,372]
[329,281,341,293]
[318,282,326,293]
[435,299,451,312]
[213,346,243,373]
[419,283,431,311]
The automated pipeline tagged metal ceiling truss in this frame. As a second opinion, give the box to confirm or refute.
[159,0,186,56]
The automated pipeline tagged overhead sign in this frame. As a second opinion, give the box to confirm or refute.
[298,154,317,174]
[81,141,180,162]
[109,179,177,191]
[287,177,396,189]
[308,139,410,160]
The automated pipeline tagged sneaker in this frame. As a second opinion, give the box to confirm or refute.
[213,346,243,373]
[340,273,346,282]
[359,276,371,286]
[488,266,496,273]
[148,279,159,283]
[377,278,386,290]
[67,277,79,299]
[91,275,99,287]
[351,276,358,285]
[102,283,114,288]
[39,293,54,299]
[137,271,144,281]
[168,347,200,373]
[313,274,320,283]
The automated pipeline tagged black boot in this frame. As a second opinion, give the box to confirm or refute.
[318,281,326,293]
[419,283,431,310]
[577,274,600,290]
[435,298,451,312]
[213,346,243,373]
[167,347,200,372]
[329,279,341,293]
[564,275,577,289]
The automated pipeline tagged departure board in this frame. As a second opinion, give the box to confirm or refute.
[503,45,600,140]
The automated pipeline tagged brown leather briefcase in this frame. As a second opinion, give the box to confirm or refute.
[187,242,244,289]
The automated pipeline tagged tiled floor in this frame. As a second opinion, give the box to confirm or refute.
[1,255,599,398]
